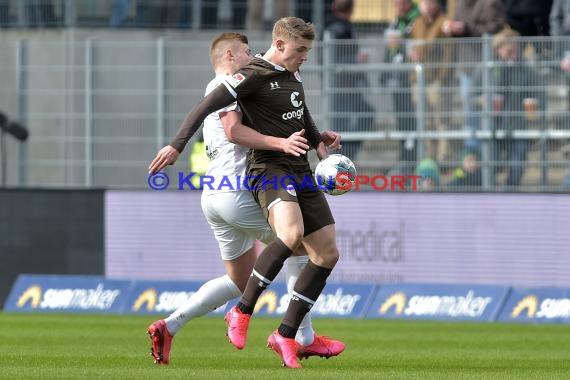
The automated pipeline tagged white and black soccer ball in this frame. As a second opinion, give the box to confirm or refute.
[314,154,357,196]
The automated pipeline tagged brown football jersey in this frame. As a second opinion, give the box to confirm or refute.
[169,56,322,160]
[222,56,316,168]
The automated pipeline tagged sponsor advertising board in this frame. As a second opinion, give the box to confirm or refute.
[7,275,570,324]
[366,283,510,322]
[498,287,570,323]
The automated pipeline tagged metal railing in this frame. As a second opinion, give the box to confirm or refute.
[0,0,331,31]
[1,33,570,192]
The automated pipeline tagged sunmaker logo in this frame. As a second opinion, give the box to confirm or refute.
[132,288,157,311]
[15,284,121,311]
[379,291,493,318]
[132,288,198,312]
[510,295,538,318]
[254,286,364,317]
[510,295,570,319]
[16,285,42,308]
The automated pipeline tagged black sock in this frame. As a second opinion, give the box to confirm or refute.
[279,261,332,338]
[238,238,292,314]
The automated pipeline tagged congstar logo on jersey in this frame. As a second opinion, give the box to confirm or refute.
[282,91,304,120]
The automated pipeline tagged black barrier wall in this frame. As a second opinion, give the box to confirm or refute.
[0,189,104,307]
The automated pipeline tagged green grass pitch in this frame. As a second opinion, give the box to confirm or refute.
[1,312,569,379]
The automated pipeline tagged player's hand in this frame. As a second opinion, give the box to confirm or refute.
[282,129,310,156]
[321,130,341,151]
[316,142,328,160]
[148,145,180,174]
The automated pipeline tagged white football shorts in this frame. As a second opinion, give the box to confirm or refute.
[201,190,274,261]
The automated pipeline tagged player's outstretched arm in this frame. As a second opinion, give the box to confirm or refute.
[220,110,310,156]
[148,84,235,174]
[169,85,236,152]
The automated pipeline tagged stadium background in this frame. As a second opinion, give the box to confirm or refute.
[1,0,569,318]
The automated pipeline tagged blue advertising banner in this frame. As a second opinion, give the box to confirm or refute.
[4,275,377,320]
[8,275,570,325]
[498,287,570,323]
[366,283,510,322]
[4,275,131,313]
[126,280,228,315]
[253,282,377,319]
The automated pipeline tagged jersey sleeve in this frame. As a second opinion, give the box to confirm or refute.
[169,85,236,152]
[303,104,323,149]
[221,66,260,99]
[207,76,240,114]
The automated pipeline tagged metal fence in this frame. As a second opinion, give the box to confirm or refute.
[1,32,570,192]
[0,0,398,32]
[0,0,333,31]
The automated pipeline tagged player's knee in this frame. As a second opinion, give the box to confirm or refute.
[324,247,340,267]
[278,230,303,252]
[311,244,339,268]
[320,238,340,266]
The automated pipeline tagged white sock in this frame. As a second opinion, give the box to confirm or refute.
[165,274,241,335]
[286,256,315,346]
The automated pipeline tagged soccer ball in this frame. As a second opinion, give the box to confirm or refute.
[314,154,357,196]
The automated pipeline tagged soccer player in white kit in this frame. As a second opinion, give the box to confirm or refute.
[147,32,345,365]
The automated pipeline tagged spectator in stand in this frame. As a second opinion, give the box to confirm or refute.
[443,0,506,150]
[110,0,198,29]
[382,30,417,170]
[203,0,247,30]
[550,0,570,186]
[109,0,131,27]
[391,0,420,38]
[503,0,553,64]
[324,0,375,162]
[447,148,482,188]
[503,0,553,38]
[0,0,9,27]
[409,0,454,164]
[23,0,56,27]
[551,0,570,110]
[550,0,570,39]
[381,0,420,175]
[415,158,441,190]
[482,28,546,188]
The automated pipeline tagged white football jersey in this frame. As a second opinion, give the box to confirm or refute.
[202,74,248,194]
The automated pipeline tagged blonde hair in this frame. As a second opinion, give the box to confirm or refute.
[492,27,520,51]
[210,32,249,66]
[272,17,315,42]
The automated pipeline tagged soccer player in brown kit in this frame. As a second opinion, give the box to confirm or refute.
[147,31,344,366]
[149,17,344,368]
